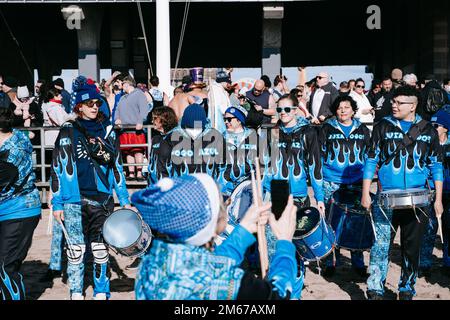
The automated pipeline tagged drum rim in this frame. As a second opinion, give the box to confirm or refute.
[379,189,431,196]
[227,180,252,217]
[117,222,152,258]
[296,244,335,262]
[102,209,151,252]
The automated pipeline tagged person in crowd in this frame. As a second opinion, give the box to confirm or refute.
[115,75,149,181]
[372,77,394,123]
[103,71,126,124]
[348,79,356,92]
[50,82,131,300]
[338,81,350,97]
[149,75,169,109]
[132,173,301,300]
[34,79,46,104]
[391,68,404,89]
[169,68,209,120]
[318,95,371,277]
[147,106,179,185]
[289,88,311,119]
[367,79,382,105]
[419,108,450,277]
[245,79,277,125]
[361,85,444,300]
[260,75,272,94]
[218,105,258,197]
[418,74,449,121]
[263,94,325,214]
[308,72,339,124]
[41,87,69,147]
[403,74,418,88]
[52,78,71,114]
[272,75,289,102]
[349,78,374,129]
[0,107,41,300]
[173,86,183,97]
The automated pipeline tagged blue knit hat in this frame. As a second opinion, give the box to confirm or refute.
[74,84,103,106]
[131,174,221,246]
[225,106,248,125]
[180,104,207,129]
[431,108,450,130]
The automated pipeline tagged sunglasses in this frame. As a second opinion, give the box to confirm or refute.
[356,85,365,89]
[317,76,327,80]
[223,117,236,123]
[432,123,443,129]
[276,106,297,113]
[253,88,263,93]
[84,100,102,108]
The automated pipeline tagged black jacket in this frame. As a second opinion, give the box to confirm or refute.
[307,82,339,119]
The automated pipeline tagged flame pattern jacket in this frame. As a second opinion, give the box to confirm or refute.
[363,115,443,191]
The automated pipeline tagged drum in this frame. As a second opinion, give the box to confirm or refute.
[215,180,253,245]
[102,209,152,258]
[328,187,375,251]
[378,188,432,209]
[293,207,336,261]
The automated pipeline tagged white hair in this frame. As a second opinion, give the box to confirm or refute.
[403,73,418,85]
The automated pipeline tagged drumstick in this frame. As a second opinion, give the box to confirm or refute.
[437,216,444,244]
[47,208,53,236]
[251,170,269,279]
[254,158,269,274]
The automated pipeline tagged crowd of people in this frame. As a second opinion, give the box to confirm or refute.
[0,66,449,301]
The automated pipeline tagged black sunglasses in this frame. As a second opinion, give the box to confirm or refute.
[223,117,236,123]
[317,76,327,80]
[432,123,442,129]
[276,107,297,113]
[356,85,365,89]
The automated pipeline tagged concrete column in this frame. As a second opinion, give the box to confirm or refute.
[77,5,104,81]
[156,0,171,92]
[433,17,449,81]
[262,5,283,81]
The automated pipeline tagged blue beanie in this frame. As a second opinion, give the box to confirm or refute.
[74,84,103,106]
[180,104,207,129]
[131,174,221,246]
[225,106,248,125]
[431,108,450,131]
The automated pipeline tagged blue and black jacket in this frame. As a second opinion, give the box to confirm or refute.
[319,119,371,184]
[363,115,443,191]
[218,128,259,196]
[155,122,225,180]
[50,119,130,211]
[148,129,176,185]
[0,130,41,222]
[263,118,324,202]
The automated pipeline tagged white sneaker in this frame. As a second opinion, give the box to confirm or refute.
[71,293,84,300]
[93,293,108,300]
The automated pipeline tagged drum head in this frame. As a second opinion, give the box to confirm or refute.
[103,209,143,249]
[332,186,371,214]
[294,207,320,237]
[227,180,253,223]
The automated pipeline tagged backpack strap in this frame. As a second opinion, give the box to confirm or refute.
[383,119,429,166]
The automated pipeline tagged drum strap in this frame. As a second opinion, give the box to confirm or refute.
[382,120,428,166]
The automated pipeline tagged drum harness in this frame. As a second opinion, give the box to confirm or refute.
[376,120,429,234]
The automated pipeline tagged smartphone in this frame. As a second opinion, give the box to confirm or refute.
[271,180,290,220]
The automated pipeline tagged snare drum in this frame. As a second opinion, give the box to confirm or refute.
[215,180,253,245]
[378,188,432,210]
[293,207,336,261]
[103,209,152,257]
[329,187,375,251]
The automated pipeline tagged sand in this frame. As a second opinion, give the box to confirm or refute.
[23,207,449,300]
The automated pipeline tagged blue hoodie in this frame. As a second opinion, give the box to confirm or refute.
[0,130,41,222]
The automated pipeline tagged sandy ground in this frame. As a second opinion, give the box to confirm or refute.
[23,195,450,300]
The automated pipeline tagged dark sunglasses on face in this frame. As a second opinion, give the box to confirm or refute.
[432,123,442,129]
[317,76,327,80]
[84,100,101,108]
[253,88,263,93]
[356,85,365,89]
[276,106,297,113]
[223,117,236,123]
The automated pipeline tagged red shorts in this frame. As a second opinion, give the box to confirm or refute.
[119,132,146,154]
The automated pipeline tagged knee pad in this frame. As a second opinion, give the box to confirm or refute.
[66,244,86,265]
[91,242,109,265]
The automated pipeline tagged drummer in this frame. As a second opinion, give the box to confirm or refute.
[218,105,258,197]
[361,86,444,300]
[420,108,450,277]
[262,94,325,214]
[50,82,131,300]
[132,173,302,300]
[318,95,372,277]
